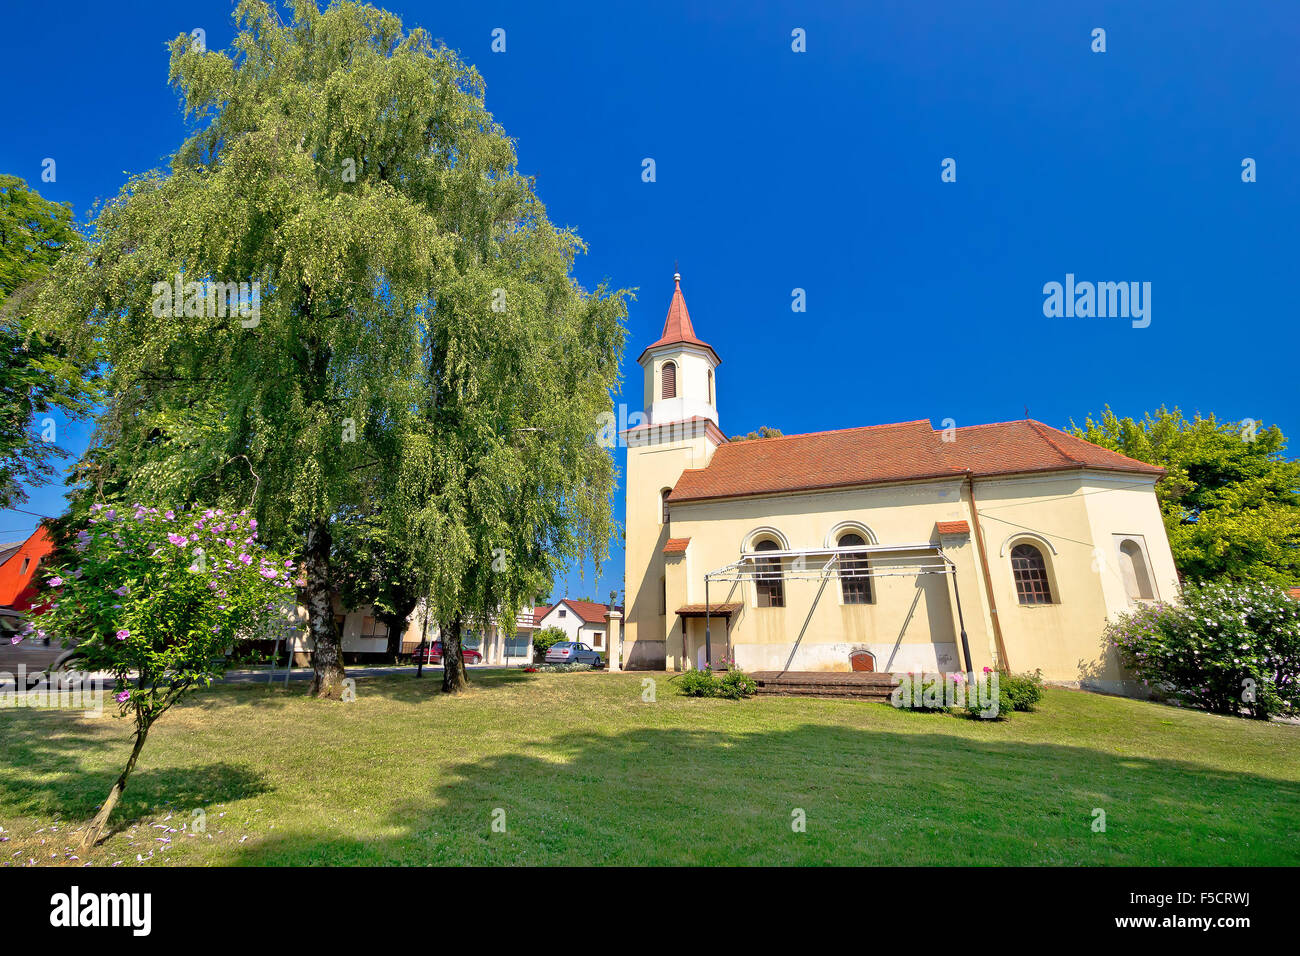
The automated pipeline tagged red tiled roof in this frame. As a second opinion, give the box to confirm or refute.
[663,537,691,554]
[532,605,552,626]
[669,419,1164,504]
[935,520,970,535]
[541,599,622,625]
[637,275,721,365]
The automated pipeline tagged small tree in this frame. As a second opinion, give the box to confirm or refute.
[533,625,567,661]
[28,503,293,847]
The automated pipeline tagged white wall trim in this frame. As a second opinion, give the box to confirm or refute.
[998,530,1058,558]
[741,526,790,552]
[823,520,879,547]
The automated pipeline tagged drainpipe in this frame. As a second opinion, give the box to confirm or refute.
[966,474,1011,672]
[946,559,974,674]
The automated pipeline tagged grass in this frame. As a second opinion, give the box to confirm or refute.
[2,670,1298,865]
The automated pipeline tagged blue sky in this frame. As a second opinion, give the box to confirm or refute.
[2,0,1297,605]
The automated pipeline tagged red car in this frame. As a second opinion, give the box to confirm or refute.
[411,641,482,665]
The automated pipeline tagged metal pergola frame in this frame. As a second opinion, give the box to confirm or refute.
[700,543,973,672]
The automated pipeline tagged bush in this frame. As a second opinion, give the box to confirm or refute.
[532,625,567,660]
[965,683,1015,721]
[892,673,951,712]
[717,668,758,699]
[677,669,719,697]
[676,666,759,699]
[1003,670,1045,712]
[1106,579,1300,719]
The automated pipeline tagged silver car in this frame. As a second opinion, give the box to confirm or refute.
[545,641,604,667]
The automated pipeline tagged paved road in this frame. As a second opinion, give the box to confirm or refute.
[222,663,517,684]
[0,660,519,691]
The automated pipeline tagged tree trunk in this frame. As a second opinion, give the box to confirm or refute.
[79,724,149,849]
[305,518,347,699]
[441,615,468,693]
[380,596,416,665]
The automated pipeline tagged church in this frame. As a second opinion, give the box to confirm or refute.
[618,274,1179,694]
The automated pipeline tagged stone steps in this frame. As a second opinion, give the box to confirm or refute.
[749,671,900,701]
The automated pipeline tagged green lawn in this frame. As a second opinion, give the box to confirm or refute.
[3,670,1298,865]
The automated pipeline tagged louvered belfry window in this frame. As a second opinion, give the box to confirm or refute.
[662,361,677,399]
[1011,543,1053,604]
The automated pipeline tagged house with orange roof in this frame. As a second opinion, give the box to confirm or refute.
[617,274,1177,694]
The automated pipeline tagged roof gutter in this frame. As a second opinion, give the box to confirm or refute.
[966,474,1011,672]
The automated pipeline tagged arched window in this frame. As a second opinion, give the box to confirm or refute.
[1118,539,1154,602]
[754,539,785,608]
[838,532,872,604]
[661,361,677,399]
[1010,543,1053,605]
[661,488,671,524]
[707,368,714,405]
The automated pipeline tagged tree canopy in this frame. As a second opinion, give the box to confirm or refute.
[0,175,96,509]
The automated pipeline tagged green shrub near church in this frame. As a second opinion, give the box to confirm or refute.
[676,667,757,699]
[1106,580,1300,719]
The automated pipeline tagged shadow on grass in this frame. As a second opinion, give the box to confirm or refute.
[1,706,271,834]
[200,667,537,709]
[232,722,1300,866]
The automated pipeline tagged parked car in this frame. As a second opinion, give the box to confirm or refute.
[544,641,603,667]
[411,641,483,665]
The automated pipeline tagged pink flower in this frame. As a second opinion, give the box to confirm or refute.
[260,568,277,579]
[115,629,130,641]
[238,554,252,565]
[167,533,187,547]
[114,690,130,703]
[47,577,63,587]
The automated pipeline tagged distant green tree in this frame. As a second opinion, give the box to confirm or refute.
[0,176,96,508]
[729,426,783,442]
[1072,406,1300,586]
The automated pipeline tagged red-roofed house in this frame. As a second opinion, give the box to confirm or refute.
[617,273,1178,694]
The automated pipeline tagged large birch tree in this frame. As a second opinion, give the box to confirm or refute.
[35,0,627,698]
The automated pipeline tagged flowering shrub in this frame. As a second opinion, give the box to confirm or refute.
[717,668,758,699]
[1106,580,1300,719]
[675,665,757,699]
[28,503,295,846]
[676,668,720,697]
